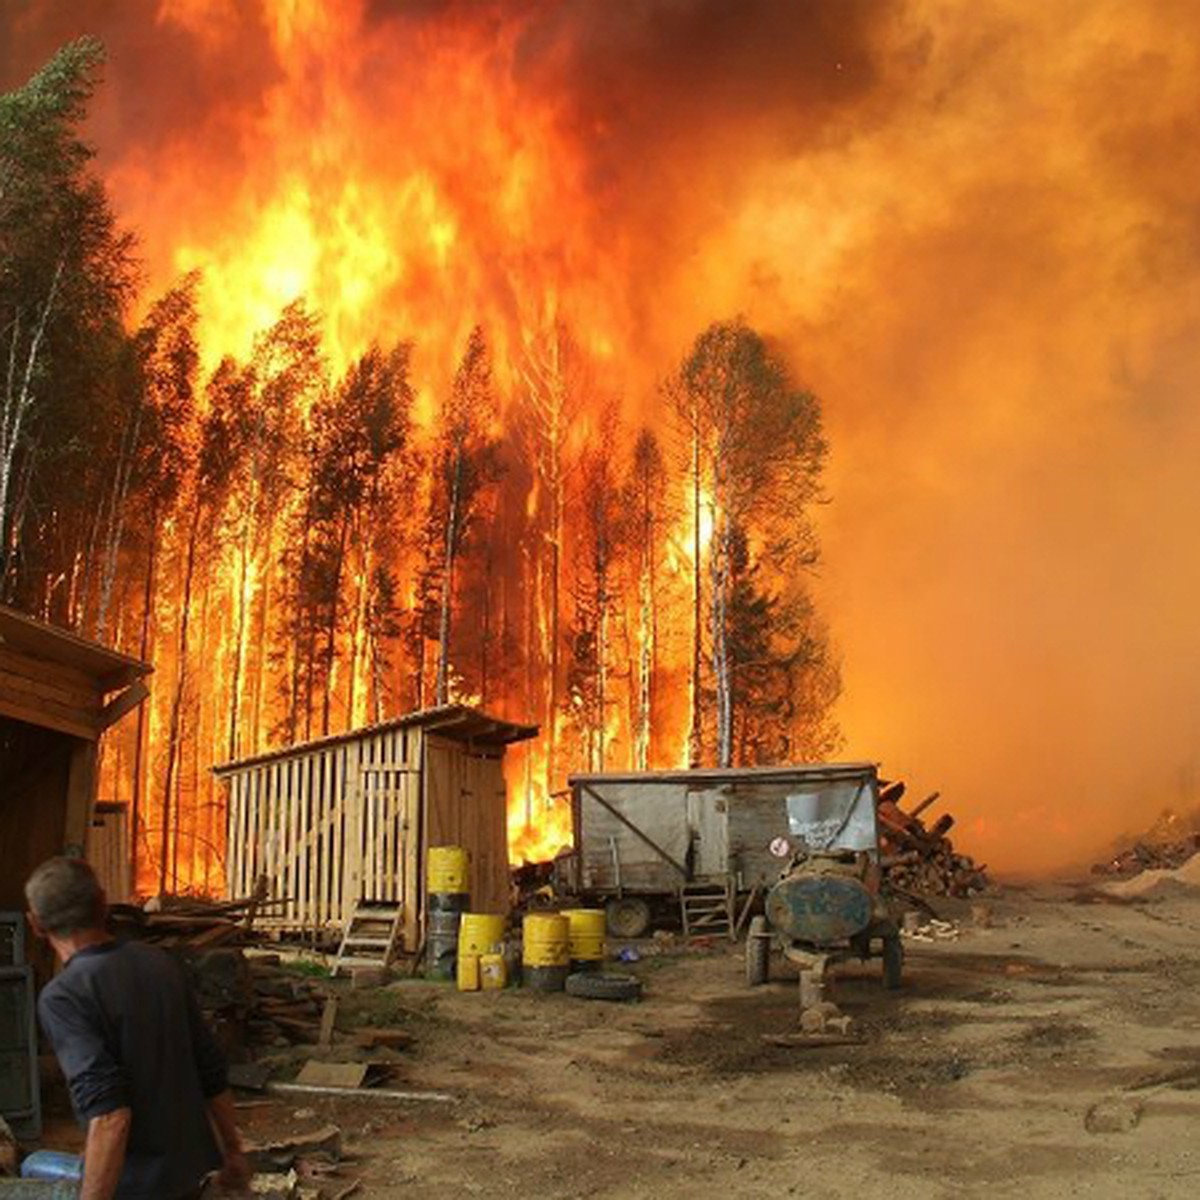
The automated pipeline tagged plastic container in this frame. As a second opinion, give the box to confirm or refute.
[456,953,480,992]
[480,953,507,990]
[21,1151,83,1182]
[458,913,506,957]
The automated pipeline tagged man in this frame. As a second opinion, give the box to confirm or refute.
[25,857,251,1200]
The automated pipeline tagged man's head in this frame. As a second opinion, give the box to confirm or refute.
[25,857,107,945]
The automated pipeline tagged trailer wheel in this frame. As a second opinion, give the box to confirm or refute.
[882,931,904,990]
[746,916,770,987]
[605,897,651,939]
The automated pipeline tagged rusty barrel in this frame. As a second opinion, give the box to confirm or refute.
[426,910,461,981]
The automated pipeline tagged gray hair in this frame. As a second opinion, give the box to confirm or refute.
[25,858,105,936]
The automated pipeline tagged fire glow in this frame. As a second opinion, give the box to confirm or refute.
[5,0,1200,886]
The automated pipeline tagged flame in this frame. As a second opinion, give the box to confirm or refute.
[5,0,1193,886]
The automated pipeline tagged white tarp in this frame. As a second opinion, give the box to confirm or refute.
[785,779,876,853]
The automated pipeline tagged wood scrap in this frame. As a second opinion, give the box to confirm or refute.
[267,1081,455,1104]
[877,780,988,897]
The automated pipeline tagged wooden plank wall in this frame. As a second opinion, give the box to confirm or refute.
[423,734,510,916]
[577,781,692,893]
[89,806,131,903]
[224,726,423,944]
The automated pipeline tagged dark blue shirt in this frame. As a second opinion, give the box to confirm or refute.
[37,940,226,1200]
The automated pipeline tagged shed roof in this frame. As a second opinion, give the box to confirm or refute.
[213,704,538,776]
[570,762,878,788]
[0,604,151,689]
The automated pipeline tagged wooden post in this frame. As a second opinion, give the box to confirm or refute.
[63,738,98,857]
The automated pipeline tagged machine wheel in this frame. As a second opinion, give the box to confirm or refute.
[565,971,643,1002]
[882,931,904,990]
[606,897,651,939]
[746,916,770,987]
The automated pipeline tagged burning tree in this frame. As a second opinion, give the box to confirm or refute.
[670,320,835,768]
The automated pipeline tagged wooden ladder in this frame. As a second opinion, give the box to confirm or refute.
[680,879,735,940]
[331,901,404,976]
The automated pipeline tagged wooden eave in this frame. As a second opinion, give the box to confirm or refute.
[0,605,152,741]
[212,704,538,777]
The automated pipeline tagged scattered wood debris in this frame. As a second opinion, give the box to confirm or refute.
[876,780,988,897]
[1091,817,1200,878]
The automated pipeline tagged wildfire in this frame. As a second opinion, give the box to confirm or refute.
[6,0,1196,886]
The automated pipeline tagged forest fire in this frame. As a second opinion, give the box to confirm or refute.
[3,0,1200,893]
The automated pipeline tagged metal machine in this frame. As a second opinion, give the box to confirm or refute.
[745,779,903,1008]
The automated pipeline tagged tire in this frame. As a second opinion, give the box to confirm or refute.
[606,897,651,939]
[746,916,769,987]
[565,971,643,1002]
[882,932,904,990]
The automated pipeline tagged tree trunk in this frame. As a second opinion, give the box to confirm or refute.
[689,420,703,767]
[160,500,202,895]
[130,502,159,891]
[434,451,463,707]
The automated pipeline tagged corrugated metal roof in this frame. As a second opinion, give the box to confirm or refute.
[212,704,538,776]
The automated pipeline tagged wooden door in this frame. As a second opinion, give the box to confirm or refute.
[357,766,413,904]
[686,787,730,880]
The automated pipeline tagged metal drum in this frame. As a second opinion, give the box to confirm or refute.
[427,845,470,893]
[426,910,461,981]
[765,873,873,946]
[522,913,569,991]
[562,908,605,972]
[458,913,506,957]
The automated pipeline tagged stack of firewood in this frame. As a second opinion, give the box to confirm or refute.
[875,780,988,897]
[109,893,326,1047]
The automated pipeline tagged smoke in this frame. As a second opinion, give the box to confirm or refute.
[3,0,1199,872]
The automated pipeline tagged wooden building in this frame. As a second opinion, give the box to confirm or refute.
[213,706,537,949]
[0,605,150,914]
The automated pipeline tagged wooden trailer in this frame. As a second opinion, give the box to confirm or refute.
[565,763,880,938]
[213,705,537,951]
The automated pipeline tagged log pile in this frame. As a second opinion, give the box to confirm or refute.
[108,894,327,1048]
[876,780,988,897]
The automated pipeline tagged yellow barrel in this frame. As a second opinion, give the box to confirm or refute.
[480,953,507,990]
[563,909,606,968]
[458,913,506,957]
[428,845,469,894]
[456,953,480,992]
[522,913,569,968]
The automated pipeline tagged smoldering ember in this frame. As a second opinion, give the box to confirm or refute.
[2,2,1200,1197]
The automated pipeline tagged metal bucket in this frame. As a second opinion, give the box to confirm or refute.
[426,910,461,981]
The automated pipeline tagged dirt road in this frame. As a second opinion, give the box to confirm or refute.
[220,883,1200,1198]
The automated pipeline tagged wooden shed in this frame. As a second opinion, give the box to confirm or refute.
[213,705,537,950]
[0,605,151,915]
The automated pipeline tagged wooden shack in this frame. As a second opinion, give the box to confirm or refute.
[213,705,537,949]
[0,605,151,914]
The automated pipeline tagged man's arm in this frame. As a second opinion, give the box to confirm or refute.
[206,1090,251,1188]
[81,1108,132,1200]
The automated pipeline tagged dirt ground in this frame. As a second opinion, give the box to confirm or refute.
[38,882,1200,1197]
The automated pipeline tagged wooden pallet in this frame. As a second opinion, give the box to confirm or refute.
[680,880,735,940]
[331,901,404,976]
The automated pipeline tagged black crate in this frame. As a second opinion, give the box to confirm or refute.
[0,966,40,1139]
[0,912,25,967]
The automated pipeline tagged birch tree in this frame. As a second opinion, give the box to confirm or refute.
[671,320,829,767]
[0,38,134,605]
